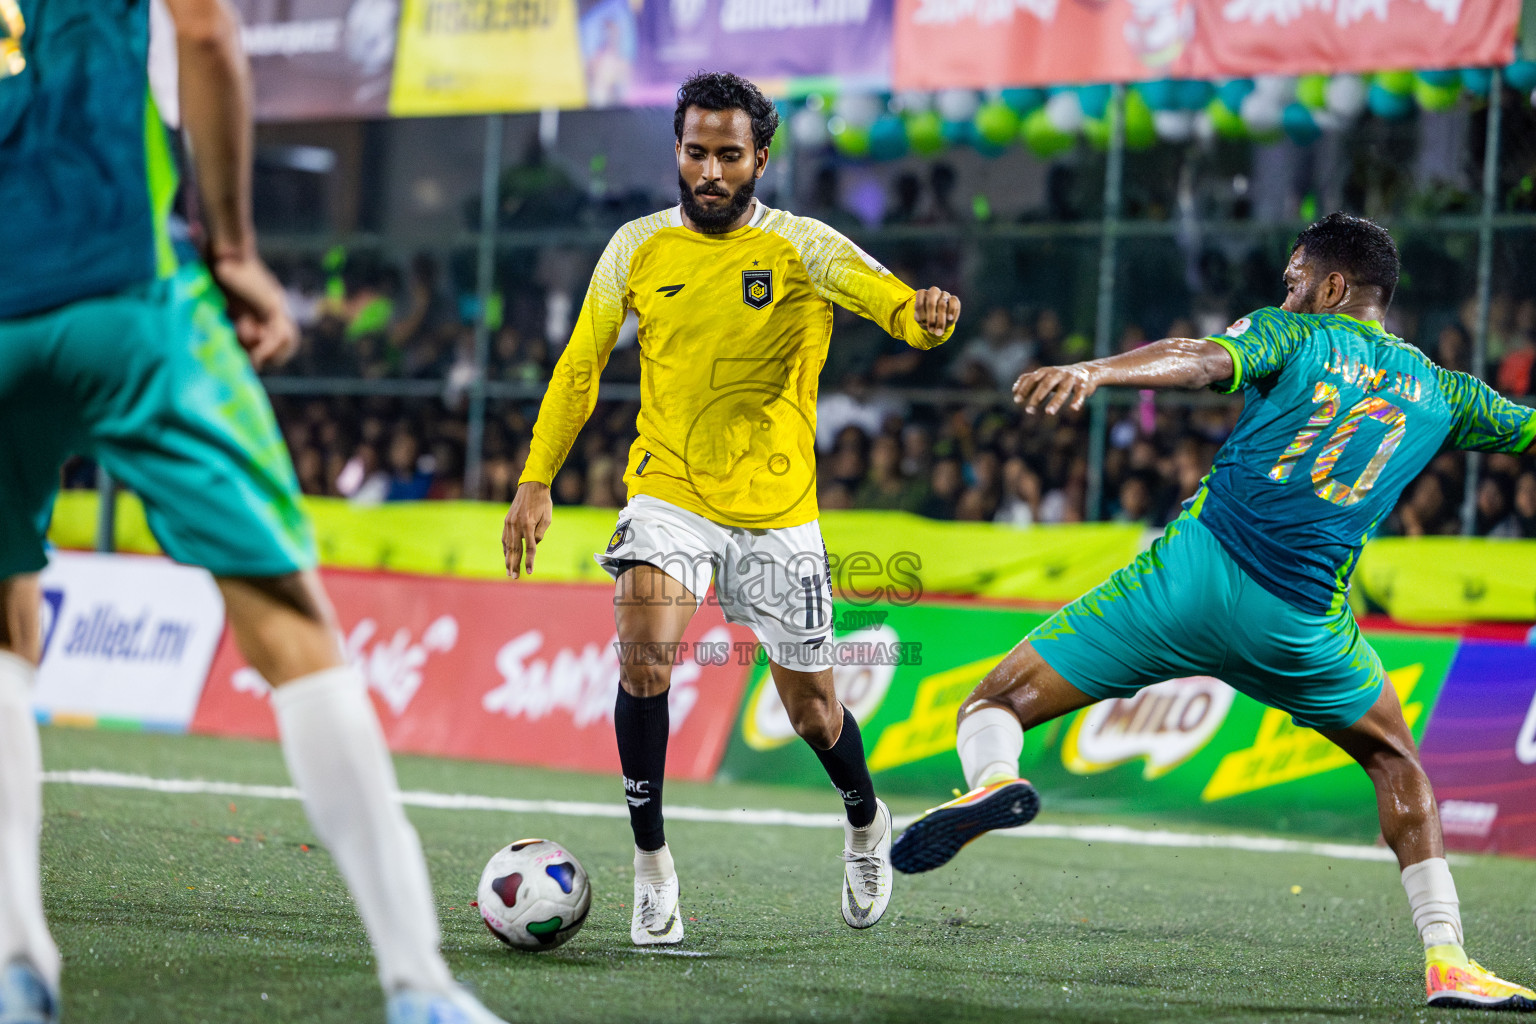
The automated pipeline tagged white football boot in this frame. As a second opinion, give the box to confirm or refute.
[841,798,893,929]
[631,844,684,946]
[386,984,510,1024]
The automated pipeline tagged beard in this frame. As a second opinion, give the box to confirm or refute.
[679,173,756,233]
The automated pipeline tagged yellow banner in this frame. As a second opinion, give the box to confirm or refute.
[1355,538,1536,624]
[389,0,586,116]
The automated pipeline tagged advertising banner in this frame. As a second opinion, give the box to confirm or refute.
[892,0,1519,90]
[191,570,755,780]
[618,0,894,107]
[34,552,226,731]
[389,0,587,115]
[1355,538,1536,624]
[235,0,399,120]
[720,601,1458,840]
[1419,640,1536,858]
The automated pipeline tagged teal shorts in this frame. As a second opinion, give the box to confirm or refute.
[0,265,315,579]
[1028,515,1385,731]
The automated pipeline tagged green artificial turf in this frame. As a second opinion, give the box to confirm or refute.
[34,727,1536,1024]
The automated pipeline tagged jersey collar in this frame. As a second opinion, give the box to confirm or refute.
[669,199,773,236]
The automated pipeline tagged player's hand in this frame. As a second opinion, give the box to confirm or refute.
[1013,362,1100,415]
[913,287,960,338]
[503,481,553,579]
[210,252,298,370]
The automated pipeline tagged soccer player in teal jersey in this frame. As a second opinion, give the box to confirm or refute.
[0,3,507,1021]
[891,214,1536,1012]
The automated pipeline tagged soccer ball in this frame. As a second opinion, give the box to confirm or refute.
[477,839,591,951]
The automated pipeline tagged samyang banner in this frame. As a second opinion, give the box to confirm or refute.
[389,0,587,115]
[613,0,894,107]
[234,0,399,120]
[893,0,1521,90]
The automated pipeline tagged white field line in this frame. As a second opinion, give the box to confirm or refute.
[41,769,1396,863]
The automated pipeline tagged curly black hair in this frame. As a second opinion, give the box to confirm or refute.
[1291,212,1401,304]
[674,71,779,152]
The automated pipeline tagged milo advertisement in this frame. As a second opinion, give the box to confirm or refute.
[718,601,1457,841]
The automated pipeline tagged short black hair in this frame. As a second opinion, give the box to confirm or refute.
[1291,212,1401,304]
[674,71,779,152]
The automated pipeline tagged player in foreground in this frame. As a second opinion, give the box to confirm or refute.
[0,3,505,1022]
[890,213,1536,1012]
[502,71,959,944]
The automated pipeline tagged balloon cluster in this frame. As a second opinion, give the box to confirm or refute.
[785,64,1534,160]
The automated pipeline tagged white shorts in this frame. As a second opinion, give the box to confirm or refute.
[595,495,835,669]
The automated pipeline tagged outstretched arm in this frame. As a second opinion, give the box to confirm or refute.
[1012,338,1235,416]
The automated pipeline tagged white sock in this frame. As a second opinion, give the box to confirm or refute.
[847,801,888,854]
[271,667,452,994]
[957,707,1023,790]
[0,652,59,988]
[634,843,675,885]
[1401,857,1463,948]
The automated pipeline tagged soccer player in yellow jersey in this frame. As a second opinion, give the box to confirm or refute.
[503,71,959,945]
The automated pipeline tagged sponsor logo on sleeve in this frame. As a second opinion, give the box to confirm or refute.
[1224,317,1251,337]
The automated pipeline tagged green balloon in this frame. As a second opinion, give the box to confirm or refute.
[1297,74,1328,110]
[830,122,870,158]
[1124,89,1156,149]
[1020,107,1074,158]
[1082,115,1109,151]
[1206,97,1247,140]
[973,101,1020,146]
[1376,69,1414,95]
[906,110,946,155]
[1413,77,1461,112]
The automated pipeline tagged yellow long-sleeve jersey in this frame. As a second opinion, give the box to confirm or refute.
[521,202,953,528]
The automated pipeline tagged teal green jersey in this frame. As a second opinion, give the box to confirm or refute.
[0,0,181,319]
[1191,308,1536,614]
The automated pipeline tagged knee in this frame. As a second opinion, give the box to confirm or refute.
[787,692,841,750]
[620,663,671,699]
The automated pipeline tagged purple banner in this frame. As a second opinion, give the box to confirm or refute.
[600,0,892,107]
[1419,641,1536,858]
[235,0,398,121]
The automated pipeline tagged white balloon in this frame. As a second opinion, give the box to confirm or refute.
[1239,91,1282,135]
[1193,109,1216,144]
[1310,109,1340,133]
[1044,91,1084,133]
[1324,74,1367,119]
[790,106,830,147]
[1253,75,1297,101]
[893,90,933,114]
[1153,109,1195,142]
[935,88,980,123]
[833,92,883,129]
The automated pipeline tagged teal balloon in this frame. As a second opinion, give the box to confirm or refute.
[1137,79,1178,111]
[999,87,1045,114]
[1077,84,1112,119]
[1174,79,1214,110]
[1414,77,1460,112]
[941,119,974,148]
[1417,69,1460,88]
[1296,74,1328,110]
[867,115,908,161]
[1281,102,1321,144]
[1367,83,1414,119]
[1020,107,1075,158]
[1507,61,1536,93]
[1216,78,1254,111]
[972,135,1008,158]
[906,110,946,155]
[830,122,870,157]
[1461,68,1494,96]
[974,101,1021,146]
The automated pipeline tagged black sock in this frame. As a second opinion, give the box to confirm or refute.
[615,687,669,851]
[812,706,877,829]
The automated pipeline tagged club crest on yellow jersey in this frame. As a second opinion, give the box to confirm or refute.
[742,269,773,309]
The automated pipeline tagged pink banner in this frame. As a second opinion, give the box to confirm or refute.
[893,0,1519,90]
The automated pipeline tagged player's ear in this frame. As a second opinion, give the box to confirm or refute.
[1323,271,1349,310]
[755,147,770,179]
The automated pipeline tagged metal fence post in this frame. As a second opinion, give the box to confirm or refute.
[464,113,504,500]
[1086,83,1125,522]
[1460,67,1503,536]
[94,465,118,553]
